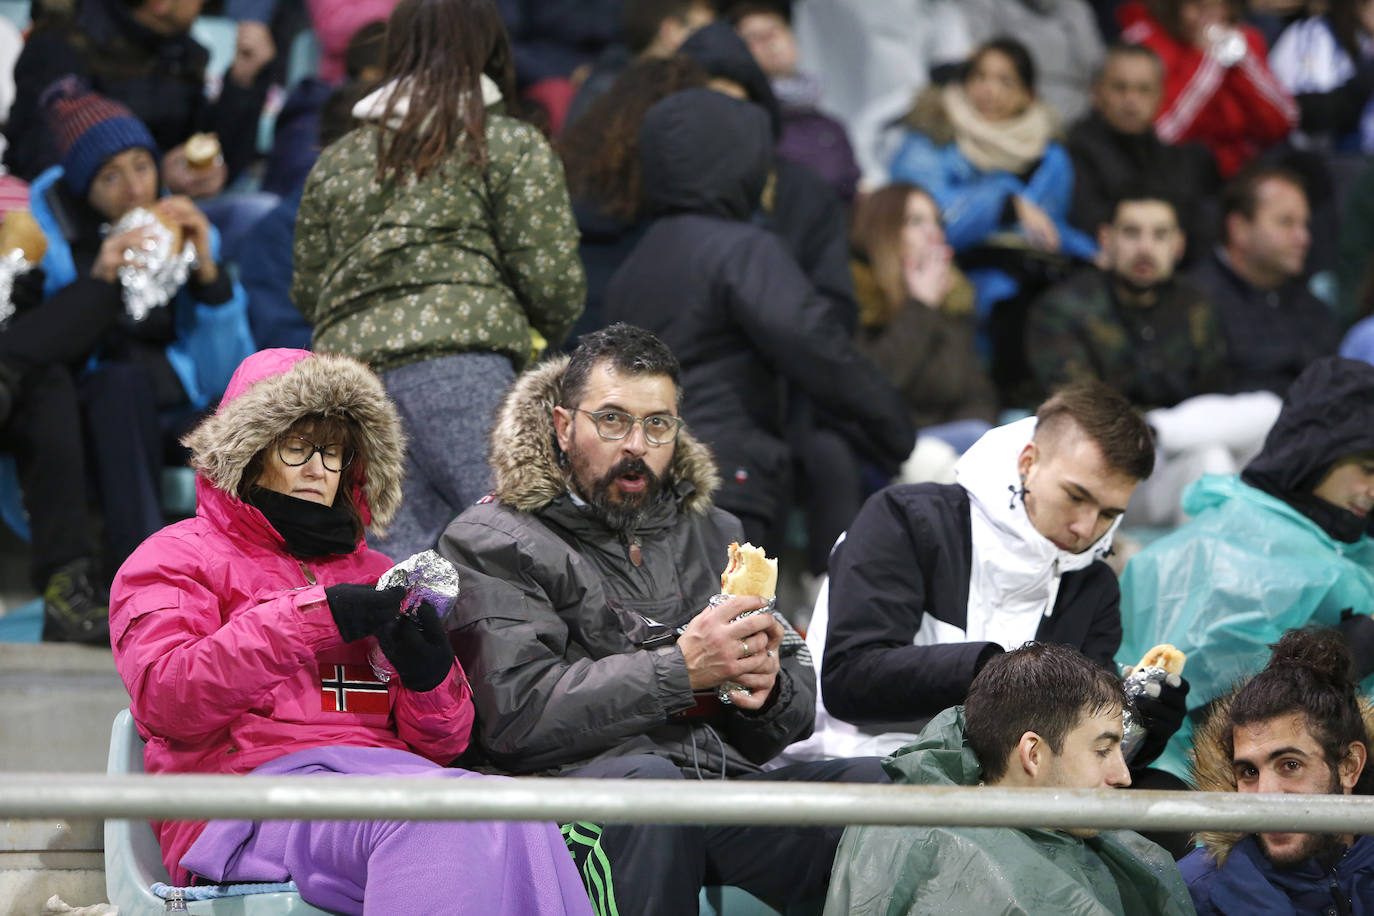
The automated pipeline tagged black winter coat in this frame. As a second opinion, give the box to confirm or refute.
[823,483,1123,726]
[6,0,270,183]
[604,89,913,527]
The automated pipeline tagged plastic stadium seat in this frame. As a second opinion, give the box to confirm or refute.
[104,709,338,916]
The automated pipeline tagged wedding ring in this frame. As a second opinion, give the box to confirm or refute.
[740,638,751,658]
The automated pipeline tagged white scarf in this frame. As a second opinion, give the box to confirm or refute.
[952,418,1120,653]
[942,84,1055,175]
[352,74,504,128]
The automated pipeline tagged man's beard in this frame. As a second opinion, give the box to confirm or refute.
[569,449,671,535]
[1258,768,1348,870]
[1261,831,1348,870]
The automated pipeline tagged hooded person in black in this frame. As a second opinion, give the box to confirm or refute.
[604,88,913,548]
[678,20,856,332]
[1242,356,1374,546]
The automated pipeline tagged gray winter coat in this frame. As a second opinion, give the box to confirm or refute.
[436,357,817,776]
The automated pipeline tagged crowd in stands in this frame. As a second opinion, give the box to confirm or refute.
[1,0,1374,913]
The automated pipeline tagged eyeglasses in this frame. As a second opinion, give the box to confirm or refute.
[573,408,684,446]
[277,436,355,472]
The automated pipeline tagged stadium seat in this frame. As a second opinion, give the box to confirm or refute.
[104,709,338,916]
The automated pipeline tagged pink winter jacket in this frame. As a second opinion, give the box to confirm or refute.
[109,349,473,883]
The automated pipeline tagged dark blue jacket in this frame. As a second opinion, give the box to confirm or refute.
[1181,833,1374,914]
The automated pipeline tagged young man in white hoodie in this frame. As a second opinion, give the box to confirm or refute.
[787,381,1187,778]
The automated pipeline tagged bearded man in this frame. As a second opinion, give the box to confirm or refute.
[437,322,882,916]
[1026,187,1281,524]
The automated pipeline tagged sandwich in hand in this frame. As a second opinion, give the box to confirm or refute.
[720,541,778,599]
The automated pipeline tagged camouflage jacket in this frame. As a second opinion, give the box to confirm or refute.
[1026,267,1230,407]
[293,90,585,373]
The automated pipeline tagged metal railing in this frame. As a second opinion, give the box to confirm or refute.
[1,773,1371,834]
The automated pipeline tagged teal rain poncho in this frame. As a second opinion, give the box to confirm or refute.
[1116,473,1374,780]
[823,707,1195,916]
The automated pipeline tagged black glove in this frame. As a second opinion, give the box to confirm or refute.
[1130,674,1191,769]
[376,600,455,692]
[1338,612,1374,680]
[324,583,407,642]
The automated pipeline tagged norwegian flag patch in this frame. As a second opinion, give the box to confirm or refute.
[319,663,391,715]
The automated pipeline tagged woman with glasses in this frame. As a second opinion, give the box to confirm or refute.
[107,347,592,915]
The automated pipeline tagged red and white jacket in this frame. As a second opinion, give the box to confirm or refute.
[1119,2,1296,177]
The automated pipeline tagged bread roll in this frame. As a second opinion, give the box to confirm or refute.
[1136,644,1186,676]
[720,542,778,599]
[0,210,47,264]
[152,206,184,256]
[184,132,221,171]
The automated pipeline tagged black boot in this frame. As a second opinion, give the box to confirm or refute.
[41,558,110,646]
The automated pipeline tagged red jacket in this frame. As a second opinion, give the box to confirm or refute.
[1119,2,1296,176]
[109,349,473,882]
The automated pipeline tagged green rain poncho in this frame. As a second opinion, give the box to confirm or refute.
[823,707,1195,916]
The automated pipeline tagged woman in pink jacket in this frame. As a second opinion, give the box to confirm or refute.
[109,348,592,915]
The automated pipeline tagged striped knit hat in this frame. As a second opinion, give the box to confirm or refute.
[42,77,158,198]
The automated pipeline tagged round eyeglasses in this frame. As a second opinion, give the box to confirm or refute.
[277,435,355,472]
[573,408,684,446]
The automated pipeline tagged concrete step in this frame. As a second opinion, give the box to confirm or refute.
[1,643,124,913]
[0,642,129,773]
[0,820,105,915]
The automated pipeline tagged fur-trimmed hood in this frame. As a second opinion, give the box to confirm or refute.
[1190,690,1374,866]
[487,355,720,514]
[181,348,407,531]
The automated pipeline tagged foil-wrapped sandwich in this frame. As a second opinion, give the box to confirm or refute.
[0,211,47,326]
[110,205,196,322]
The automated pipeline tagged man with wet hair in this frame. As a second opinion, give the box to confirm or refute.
[824,642,1194,915]
[1182,627,1374,912]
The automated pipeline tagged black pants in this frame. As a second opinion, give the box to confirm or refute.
[0,363,94,589]
[563,754,887,916]
[81,361,200,578]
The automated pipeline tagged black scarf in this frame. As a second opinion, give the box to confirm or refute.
[248,486,357,558]
[1241,471,1369,544]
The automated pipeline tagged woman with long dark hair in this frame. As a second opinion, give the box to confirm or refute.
[293,0,586,557]
[109,348,592,914]
[849,182,998,453]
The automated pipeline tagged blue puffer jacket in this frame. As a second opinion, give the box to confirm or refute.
[888,131,1095,257]
[28,166,255,410]
[1181,827,1374,913]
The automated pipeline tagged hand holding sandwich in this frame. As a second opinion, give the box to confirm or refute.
[678,594,783,710]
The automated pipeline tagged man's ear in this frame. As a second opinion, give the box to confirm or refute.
[553,405,574,454]
[1096,223,1112,253]
[1016,442,1036,484]
[1016,731,1045,781]
[1339,741,1367,793]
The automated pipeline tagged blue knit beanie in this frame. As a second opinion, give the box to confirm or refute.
[42,77,159,198]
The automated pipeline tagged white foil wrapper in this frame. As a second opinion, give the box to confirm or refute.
[375,549,461,620]
[368,550,461,682]
[712,594,777,705]
[111,207,196,322]
[1120,665,1170,761]
[0,249,35,326]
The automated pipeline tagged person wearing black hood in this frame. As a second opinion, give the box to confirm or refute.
[1118,355,1374,782]
[678,20,857,332]
[604,88,914,551]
